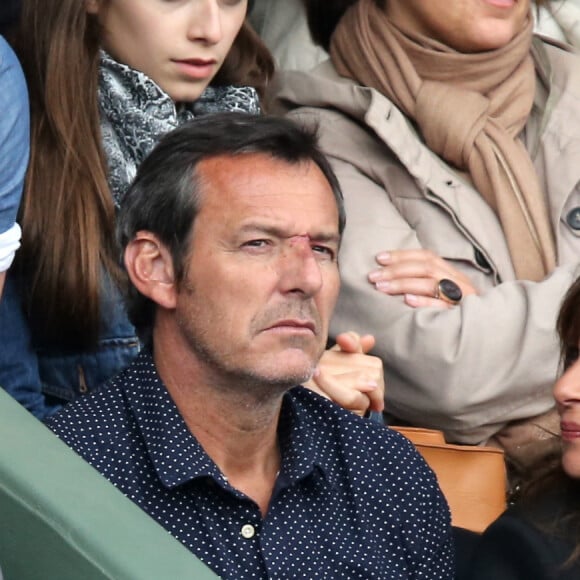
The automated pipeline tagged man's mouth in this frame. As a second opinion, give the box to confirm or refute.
[264,320,316,334]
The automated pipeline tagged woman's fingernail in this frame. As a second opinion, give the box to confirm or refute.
[376,252,391,264]
[375,281,391,292]
[405,294,419,306]
[368,270,382,282]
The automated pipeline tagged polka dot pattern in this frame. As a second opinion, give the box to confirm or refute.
[46,350,455,579]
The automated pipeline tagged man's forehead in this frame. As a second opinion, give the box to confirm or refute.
[198,153,322,187]
[197,154,335,204]
[193,153,340,237]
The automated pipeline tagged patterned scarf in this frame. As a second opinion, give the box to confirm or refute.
[331,0,556,281]
[98,51,261,207]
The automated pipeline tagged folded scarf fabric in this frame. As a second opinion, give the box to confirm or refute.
[331,0,556,281]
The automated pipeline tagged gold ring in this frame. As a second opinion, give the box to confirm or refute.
[435,278,462,305]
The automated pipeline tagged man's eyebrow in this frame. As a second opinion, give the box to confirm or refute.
[238,223,340,244]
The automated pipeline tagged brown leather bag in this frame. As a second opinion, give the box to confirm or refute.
[391,426,507,533]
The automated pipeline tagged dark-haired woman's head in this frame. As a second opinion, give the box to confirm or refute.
[554,277,580,479]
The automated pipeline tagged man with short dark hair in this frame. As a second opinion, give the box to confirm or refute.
[47,114,453,579]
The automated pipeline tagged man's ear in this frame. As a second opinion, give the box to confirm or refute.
[124,232,177,310]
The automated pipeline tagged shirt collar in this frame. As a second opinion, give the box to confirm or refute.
[276,389,334,489]
[122,350,221,489]
[123,351,333,490]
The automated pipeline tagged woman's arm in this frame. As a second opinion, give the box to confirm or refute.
[284,105,577,444]
[0,273,59,420]
[0,40,52,417]
[330,153,576,443]
[0,36,29,294]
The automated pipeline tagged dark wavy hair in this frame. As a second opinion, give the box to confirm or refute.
[518,275,580,567]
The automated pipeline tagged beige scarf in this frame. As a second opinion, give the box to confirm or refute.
[331,0,556,281]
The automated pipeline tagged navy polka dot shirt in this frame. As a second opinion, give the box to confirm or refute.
[46,350,454,579]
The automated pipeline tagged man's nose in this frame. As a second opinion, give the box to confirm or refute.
[278,236,323,297]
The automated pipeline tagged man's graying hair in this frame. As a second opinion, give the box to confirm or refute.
[116,112,345,339]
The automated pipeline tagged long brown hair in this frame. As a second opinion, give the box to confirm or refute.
[214,21,274,99]
[13,0,273,348]
[15,0,112,347]
[518,276,580,565]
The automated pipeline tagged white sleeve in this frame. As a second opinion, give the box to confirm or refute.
[0,222,21,272]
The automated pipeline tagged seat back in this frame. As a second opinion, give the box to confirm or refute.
[392,426,507,533]
[0,388,217,579]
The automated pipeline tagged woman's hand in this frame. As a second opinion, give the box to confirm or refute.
[304,332,385,416]
[368,249,478,308]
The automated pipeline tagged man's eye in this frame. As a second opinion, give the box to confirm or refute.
[312,245,336,260]
[242,239,270,248]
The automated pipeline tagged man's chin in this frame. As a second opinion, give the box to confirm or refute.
[265,366,316,388]
[253,350,319,387]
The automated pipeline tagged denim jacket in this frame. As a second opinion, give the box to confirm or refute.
[0,35,28,268]
[0,271,139,420]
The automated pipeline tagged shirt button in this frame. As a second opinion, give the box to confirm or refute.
[240,524,256,539]
[566,207,580,230]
